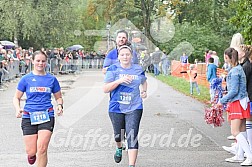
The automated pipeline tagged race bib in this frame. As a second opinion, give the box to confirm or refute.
[30,110,50,125]
[118,92,132,104]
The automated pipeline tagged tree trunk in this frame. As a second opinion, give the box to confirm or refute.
[140,0,156,49]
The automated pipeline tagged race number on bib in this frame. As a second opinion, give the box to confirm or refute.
[118,92,132,104]
[30,110,50,125]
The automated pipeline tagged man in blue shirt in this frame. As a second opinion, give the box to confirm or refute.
[180,52,189,65]
[102,30,138,74]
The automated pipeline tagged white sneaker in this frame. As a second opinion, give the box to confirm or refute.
[222,146,237,155]
[241,158,252,166]
[225,155,244,163]
[227,135,236,140]
[231,142,237,146]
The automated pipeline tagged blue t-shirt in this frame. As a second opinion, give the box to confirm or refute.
[207,63,217,82]
[104,63,147,113]
[103,48,139,68]
[180,55,188,64]
[17,72,61,118]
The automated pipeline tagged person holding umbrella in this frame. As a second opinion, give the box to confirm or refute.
[0,40,15,49]
[67,45,84,51]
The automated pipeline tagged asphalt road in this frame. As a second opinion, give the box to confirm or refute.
[0,70,240,167]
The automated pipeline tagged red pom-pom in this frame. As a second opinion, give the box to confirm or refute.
[204,105,224,127]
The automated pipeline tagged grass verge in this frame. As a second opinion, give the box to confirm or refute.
[155,74,210,103]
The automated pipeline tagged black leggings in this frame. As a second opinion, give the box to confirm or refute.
[109,110,143,149]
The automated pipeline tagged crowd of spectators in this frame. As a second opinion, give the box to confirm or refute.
[0,46,106,90]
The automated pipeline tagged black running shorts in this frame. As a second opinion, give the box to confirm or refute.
[21,117,55,135]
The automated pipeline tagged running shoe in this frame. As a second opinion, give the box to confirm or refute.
[222,146,236,155]
[114,147,122,163]
[241,158,252,166]
[28,155,36,165]
[227,135,236,140]
[231,142,237,146]
[225,155,244,163]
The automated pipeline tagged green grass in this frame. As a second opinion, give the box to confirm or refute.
[155,74,210,103]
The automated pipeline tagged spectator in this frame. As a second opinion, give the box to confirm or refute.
[141,51,152,72]
[204,50,213,73]
[7,49,14,60]
[207,57,217,102]
[181,64,200,95]
[49,48,60,74]
[230,33,244,48]
[217,48,251,166]
[204,50,210,64]
[19,52,26,74]
[225,32,244,141]
[161,51,169,76]
[151,47,162,76]
[24,51,32,73]
[1,49,8,61]
[0,62,3,88]
[188,64,200,95]
[239,45,252,154]
[0,50,5,62]
[180,52,189,78]
[28,47,33,56]
[222,62,231,72]
[180,52,189,68]
[211,51,221,67]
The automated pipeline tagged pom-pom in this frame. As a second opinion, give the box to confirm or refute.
[205,105,224,127]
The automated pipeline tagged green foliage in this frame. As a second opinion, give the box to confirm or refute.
[230,0,252,44]
[178,0,231,32]
[159,22,230,63]
[0,0,250,51]
[0,0,84,49]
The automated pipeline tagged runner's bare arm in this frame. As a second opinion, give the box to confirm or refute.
[140,81,147,99]
[53,91,63,116]
[13,89,24,118]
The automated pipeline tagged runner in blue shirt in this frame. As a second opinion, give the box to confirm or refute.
[102,30,139,74]
[13,51,63,166]
[103,45,147,167]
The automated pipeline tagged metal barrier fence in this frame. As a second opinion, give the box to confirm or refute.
[0,60,20,83]
[0,58,105,87]
[48,58,105,74]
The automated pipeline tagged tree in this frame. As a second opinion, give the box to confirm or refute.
[230,0,252,44]
[159,22,229,63]
[0,0,84,49]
